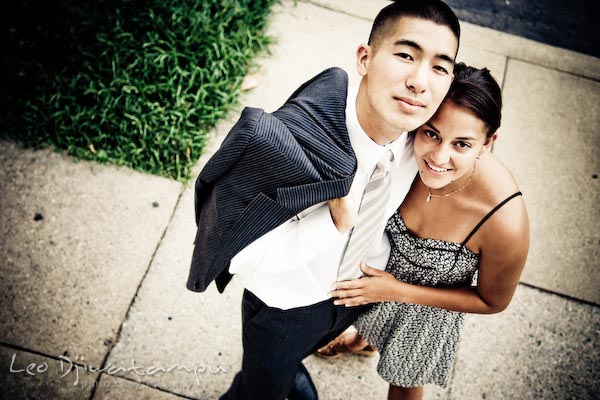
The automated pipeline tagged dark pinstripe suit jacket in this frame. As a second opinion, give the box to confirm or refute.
[187,68,358,293]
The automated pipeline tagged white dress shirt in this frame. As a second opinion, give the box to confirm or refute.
[229,85,418,309]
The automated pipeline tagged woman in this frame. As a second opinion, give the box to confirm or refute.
[323,63,530,400]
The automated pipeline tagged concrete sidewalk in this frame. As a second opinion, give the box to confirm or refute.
[1,1,598,399]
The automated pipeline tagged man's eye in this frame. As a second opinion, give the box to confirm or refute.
[396,53,413,61]
[434,65,449,74]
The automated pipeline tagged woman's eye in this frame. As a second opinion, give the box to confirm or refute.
[423,130,438,139]
[456,141,471,149]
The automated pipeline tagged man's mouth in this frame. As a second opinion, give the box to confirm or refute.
[395,96,425,113]
[398,96,425,107]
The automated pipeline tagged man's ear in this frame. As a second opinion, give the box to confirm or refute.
[356,44,371,77]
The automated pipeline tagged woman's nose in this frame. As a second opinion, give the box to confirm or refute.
[430,146,450,166]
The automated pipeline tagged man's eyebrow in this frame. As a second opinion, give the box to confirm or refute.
[436,53,455,64]
[393,39,422,51]
[393,39,455,64]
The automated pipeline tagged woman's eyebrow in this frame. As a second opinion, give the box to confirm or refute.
[424,122,440,133]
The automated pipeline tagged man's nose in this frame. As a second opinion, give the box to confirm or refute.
[406,64,428,94]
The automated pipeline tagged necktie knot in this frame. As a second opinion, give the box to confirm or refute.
[376,149,394,172]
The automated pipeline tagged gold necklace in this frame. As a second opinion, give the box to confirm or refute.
[426,166,475,203]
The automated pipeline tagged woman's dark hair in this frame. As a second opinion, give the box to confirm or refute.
[446,62,502,138]
[368,0,460,52]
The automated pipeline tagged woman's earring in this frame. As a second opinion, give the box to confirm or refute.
[476,154,481,159]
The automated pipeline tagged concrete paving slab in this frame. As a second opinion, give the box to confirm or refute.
[449,285,600,399]
[455,46,506,85]
[493,60,600,304]
[304,0,388,21]
[104,184,243,399]
[305,354,450,400]
[459,23,600,81]
[304,0,600,80]
[304,354,388,400]
[94,374,189,400]
[247,0,371,113]
[0,140,182,365]
[0,345,98,400]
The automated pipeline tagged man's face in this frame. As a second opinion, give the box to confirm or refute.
[356,17,458,143]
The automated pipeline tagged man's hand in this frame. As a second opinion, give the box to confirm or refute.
[328,193,359,234]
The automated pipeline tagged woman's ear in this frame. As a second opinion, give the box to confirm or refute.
[356,44,371,77]
[485,131,498,145]
[481,131,499,154]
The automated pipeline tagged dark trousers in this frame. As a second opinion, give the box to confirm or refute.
[220,289,367,400]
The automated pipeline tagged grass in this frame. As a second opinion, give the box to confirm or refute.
[1,0,279,181]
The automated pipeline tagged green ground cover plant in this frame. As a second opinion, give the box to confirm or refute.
[1,0,279,181]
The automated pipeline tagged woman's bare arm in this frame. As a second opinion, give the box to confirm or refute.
[330,201,530,314]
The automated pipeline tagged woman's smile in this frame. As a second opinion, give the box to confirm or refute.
[424,160,451,173]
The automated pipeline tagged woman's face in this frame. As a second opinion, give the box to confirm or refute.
[414,100,491,190]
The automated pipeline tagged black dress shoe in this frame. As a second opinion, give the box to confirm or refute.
[287,363,318,400]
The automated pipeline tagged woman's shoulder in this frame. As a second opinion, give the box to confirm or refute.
[473,154,529,244]
[476,154,521,203]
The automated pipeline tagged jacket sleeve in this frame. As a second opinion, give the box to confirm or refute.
[194,107,263,225]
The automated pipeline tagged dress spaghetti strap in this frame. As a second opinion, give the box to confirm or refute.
[461,192,522,246]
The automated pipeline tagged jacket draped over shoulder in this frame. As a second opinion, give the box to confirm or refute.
[187,67,357,293]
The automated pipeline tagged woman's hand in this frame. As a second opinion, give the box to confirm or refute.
[328,193,359,234]
[330,263,404,306]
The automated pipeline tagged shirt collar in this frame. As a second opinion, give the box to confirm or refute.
[345,85,408,172]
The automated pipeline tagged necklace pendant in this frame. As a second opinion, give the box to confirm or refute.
[426,193,431,203]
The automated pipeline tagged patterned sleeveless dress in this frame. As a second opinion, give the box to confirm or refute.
[354,192,522,388]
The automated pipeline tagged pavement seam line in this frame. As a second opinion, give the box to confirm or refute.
[505,56,600,83]
[1,341,194,399]
[88,187,187,400]
[0,341,89,366]
[518,282,599,308]
[300,0,372,21]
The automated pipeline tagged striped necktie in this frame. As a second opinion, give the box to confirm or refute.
[337,149,394,281]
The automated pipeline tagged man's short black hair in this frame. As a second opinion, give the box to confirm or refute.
[368,0,460,51]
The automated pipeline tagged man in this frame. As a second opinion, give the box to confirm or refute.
[187,1,460,398]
